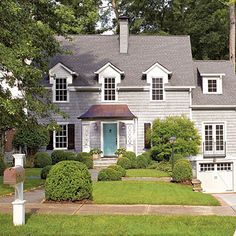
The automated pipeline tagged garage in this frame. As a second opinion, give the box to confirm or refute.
[196,162,234,193]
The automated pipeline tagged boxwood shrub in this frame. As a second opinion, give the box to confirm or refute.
[98,168,122,181]
[34,152,52,168]
[51,150,67,164]
[0,155,6,176]
[172,159,193,182]
[117,157,132,169]
[45,161,92,201]
[108,164,126,177]
[136,154,150,169]
[123,151,137,168]
[77,152,93,169]
[40,165,52,179]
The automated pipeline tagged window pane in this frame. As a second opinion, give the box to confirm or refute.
[208,80,217,92]
[55,125,67,148]
[55,78,68,101]
[152,78,163,100]
[104,77,116,101]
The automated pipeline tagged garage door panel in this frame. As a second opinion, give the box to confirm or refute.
[197,162,233,193]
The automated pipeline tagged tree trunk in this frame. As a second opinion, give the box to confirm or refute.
[229,3,235,71]
[111,0,119,21]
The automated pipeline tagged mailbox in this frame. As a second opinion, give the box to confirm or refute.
[3,166,25,185]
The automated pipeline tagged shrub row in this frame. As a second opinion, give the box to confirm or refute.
[117,151,152,170]
[98,165,126,181]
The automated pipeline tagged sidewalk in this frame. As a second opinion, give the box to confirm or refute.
[1,188,236,216]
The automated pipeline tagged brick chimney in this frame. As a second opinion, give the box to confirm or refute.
[119,16,129,54]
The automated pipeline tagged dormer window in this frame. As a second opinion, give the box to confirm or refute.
[201,73,225,95]
[104,77,116,101]
[55,78,68,101]
[95,62,123,102]
[143,62,172,101]
[152,77,163,100]
[49,63,77,103]
[208,79,217,93]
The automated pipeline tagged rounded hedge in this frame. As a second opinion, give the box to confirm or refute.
[0,155,6,176]
[123,151,137,168]
[98,168,122,181]
[172,159,193,182]
[77,152,93,169]
[40,165,52,179]
[34,152,52,168]
[108,165,126,177]
[45,161,92,201]
[51,150,67,164]
[156,161,172,173]
[136,154,150,169]
[117,157,132,169]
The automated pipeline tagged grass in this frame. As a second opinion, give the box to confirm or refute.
[0,168,44,196]
[93,181,219,206]
[126,169,170,177]
[1,214,236,235]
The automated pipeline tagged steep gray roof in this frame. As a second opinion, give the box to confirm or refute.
[193,61,236,105]
[49,35,195,86]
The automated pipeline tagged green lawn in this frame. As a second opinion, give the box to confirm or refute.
[1,214,236,236]
[0,168,44,196]
[93,181,219,206]
[126,169,170,177]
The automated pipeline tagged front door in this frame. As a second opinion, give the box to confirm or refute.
[103,123,117,157]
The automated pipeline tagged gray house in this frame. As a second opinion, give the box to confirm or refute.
[46,17,236,193]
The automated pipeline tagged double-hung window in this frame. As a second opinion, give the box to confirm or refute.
[55,78,68,102]
[54,125,68,149]
[152,77,164,100]
[104,77,116,101]
[204,123,225,156]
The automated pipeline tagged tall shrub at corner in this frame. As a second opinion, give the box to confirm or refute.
[151,116,201,161]
[172,159,193,183]
[45,161,92,201]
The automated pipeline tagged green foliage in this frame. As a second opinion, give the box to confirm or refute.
[77,152,93,169]
[45,161,92,201]
[156,161,172,173]
[147,161,159,169]
[40,165,52,179]
[108,165,126,177]
[172,159,193,183]
[89,148,102,155]
[0,155,6,176]
[123,151,137,168]
[172,154,185,164]
[136,154,151,169]
[34,152,52,168]
[13,124,49,152]
[51,150,67,164]
[151,116,201,161]
[98,168,122,181]
[117,157,132,169]
[115,148,126,156]
[108,0,229,60]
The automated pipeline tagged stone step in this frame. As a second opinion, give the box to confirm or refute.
[93,158,117,167]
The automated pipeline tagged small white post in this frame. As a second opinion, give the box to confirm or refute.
[12,154,26,226]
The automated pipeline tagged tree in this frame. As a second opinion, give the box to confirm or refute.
[0,0,99,152]
[102,0,230,60]
[150,116,201,161]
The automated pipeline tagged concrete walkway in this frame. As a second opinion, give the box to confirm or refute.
[1,203,236,216]
[213,193,236,211]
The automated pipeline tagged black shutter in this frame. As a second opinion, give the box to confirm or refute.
[144,123,151,149]
[68,124,75,150]
[47,130,53,150]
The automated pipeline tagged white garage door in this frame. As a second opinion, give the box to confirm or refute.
[197,162,233,193]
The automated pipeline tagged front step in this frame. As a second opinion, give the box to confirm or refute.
[94,158,117,168]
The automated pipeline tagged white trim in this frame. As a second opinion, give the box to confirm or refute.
[52,77,70,103]
[191,105,236,109]
[143,62,172,75]
[49,62,78,76]
[101,121,119,157]
[150,77,166,102]
[94,62,124,74]
[101,77,118,102]
[69,86,101,92]
[200,73,225,77]
[165,86,196,90]
[202,76,222,95]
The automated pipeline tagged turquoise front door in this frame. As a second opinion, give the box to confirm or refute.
[103,123,117,157]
